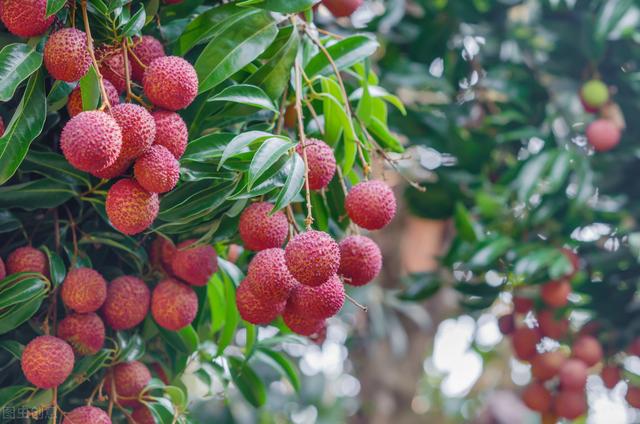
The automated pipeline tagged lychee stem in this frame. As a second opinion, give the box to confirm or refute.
[345,293,368,312]
[286,204,301,236]
[126,43,147,71]
[81,0,112,110]
[293,58,314,230]
[275,85,288,135]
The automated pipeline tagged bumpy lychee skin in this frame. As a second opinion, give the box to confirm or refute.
[541,279,571,308]
[338,235,382,286]
[134,145,180,193]
[531,350,566,381]
[522,381,552,413]
[296,138,336,190]
[559,358,588,390]
[346,180,397,230]
[105,361,151,407]
[288,275,345,320]
[586,119,621,152]
[322,0,363,17]
[110,103,156,160]
[150,236,176,275]
[98,49,127,93]
[0,0,54,37]
[285,230,340,287]
[67,80,120,117]
[554,390,587,420]
[130,35,166,81]
[105,179,159,235]
[571,335,603,367]
[90,153,131,179]
[151,110,188,159]
[21,336,74,389]
[6,246,48,276]
[61,111,123,172]
[0,257,5,280]
[601,365,621,389]
[511,327,541,361]
[62,406,111,424]
[537,310,569,340]
[236,279,286,325]
[238,202,289,251]
[626,386,640,409]
[172,240,218,286]
[102,276,150,330]
[57,313,105,355]
[61,267,108,313]
[151,278,198,331]
[246,248,296,303]
[130,406,155,424]
[581,79,609,110]
[143,56,198,111]
[44,28,91,82]
[283,307,325,336]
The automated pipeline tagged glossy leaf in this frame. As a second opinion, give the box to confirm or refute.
[0,44,42,102]
[208,84,277,112]
[305,34,379,77]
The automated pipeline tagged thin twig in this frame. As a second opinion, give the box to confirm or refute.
[81,0,112,110]
[345,293,368,312]
[294,58,314,229]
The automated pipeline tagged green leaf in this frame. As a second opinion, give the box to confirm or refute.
[59,349,111,395]
[305,34,379,77]
[0,386,33,410]
[46,0,67,17]
[454,203,478,243]
[79,65,101,112]
[468,237,513,269]
[218,131,273,169]
[350,86,406,115]
[208,274,226,334]
[216,273,240,356]
[121,6,146,36]
[0,291,46,335]
[208,84,277,112]
[248,137,294,188]
[40,246,65,287]
[0,44,43,102]
[398,273,441,301]
[257,348,301,392]
[273,153,305,210]
[238,0,317,13]
[367,116,404,153]
[24,151,91,187]
[157,324,199,354]
[0,178,76,210]
[0,278,46,309]
[228,356,267,408]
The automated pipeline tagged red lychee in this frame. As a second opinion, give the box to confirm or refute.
[626,386,640,409]
[0,116,4,137]
[67,80,120,117]
[513,296,533,314]
[322,0,363,17]
[151,278,198,331]
[296,138,336,190]
[511,327,541,361]
[105,179,159,235]
[345,180,397,230]
[102,276,150,330]
[6,246,48,276]
[554,391,587,420]
[287,275,345,320]
[571,335,603,367]
[0,257,5,280]
[130,406,155,424]
[338,235,382,286]
[150,236,176,275]
[110,103,156,160]
[105,361,151,407]
[134,145,180,193]
[586,119,621,152]
[559,358,588,390]
[282,306,326,336]
[44,28,91,82]
[601,365,621,389]
[143,56,198,111]
[497,314,515,335]
[540,279,571,308]
[236,279,285,325]
[629,338,640,356]
[238,202,289,251]
[131,35,165,81]
[152,110,188,159]
[1,0,53,37]
[246,248,296,303]
[531,350,567,381]
[537,310,569,340]
[61,267,108,313]
[98,49,127,93]
[57,313,105,355]
[62,406,111,424]
[522,381,552,413]
[171,240,218,286]
[285,230,340,287]
[21,335,74,389]
[90,153,131,179]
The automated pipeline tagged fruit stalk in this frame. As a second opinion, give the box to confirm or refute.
[81,0,113,110]
[293,58,314,229]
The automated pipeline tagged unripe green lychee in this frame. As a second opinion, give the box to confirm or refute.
[90,153,131,180]
[61,111,123,172]
[98,49,127,93]
[626,386,640,409]
[541,279,571,308]
[338,235,382,286]
[571,335,603,367]
[581,80,609,109]
[134,145,180,193]
[57,312,105,355]
[296,138,336,190]
[239,202,289,251]
[67,80,120,117]
[0,0,53,37]
[61,267,108,313]
[601,365,621,389]
[171,240,218,286]
[6,246,48,276]
[110,103,156,160]
[151,110,188,160]
[246,248,296,303]
[322,0,363,17]
[531,350,567,381]
[236,279,285,325]
[511,327,541,361]
[586,119,621,152]
[346,180,397,230]
[102,276,150,330]
[285,230,340,287]
[559,358,588,390]
[131,36,165,82]
[21,335,74,389]
[105,179,159,235]
[282,306,325,336]
[143,56,198,111]
[521,381,552,413]
[44,28,91,82]
[62,406,111,424]
[537,310,569,340]
[554,391,587,420]
[287,274,345,320]
[130,406,155,424]
[150,236,176,275]
[105,361,151,407]
[151,278,198,331]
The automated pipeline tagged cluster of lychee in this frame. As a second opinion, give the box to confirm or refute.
[580,79,623,152]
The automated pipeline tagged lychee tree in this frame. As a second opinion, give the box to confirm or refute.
[0,0,404,422]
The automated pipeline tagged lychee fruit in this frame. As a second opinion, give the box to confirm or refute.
[67,80,120,117]
[0,0,54,37]
[152,110,188,159]
[134,145,180,193]
[98,49,127,93]
[571,335,603,367]
[102,276,150,330]
[105,179,159,235]
[338,235,382,286]
[6,246,48,276]
[521,381,552,413]
[21,335,74,389]
[322,0,363,17]
[171,240,218,286]
[44,28,91,82]
[61,267,108,313]
[554,390,587,420]
[626,386,640,409]
[513,296,533,314]
[0,257,5,280]
[57,313,105,355]
[586,119,621,152]
[130,35,165,81]
[60,111,123,172]
[558,358,588,390]
[130,406,155,424]
[287,274,345,320]
[90,153,131,179]
[530,350,566,381]
[537,310,569,340]
[0,116,4,136]
[151,278,198,331]
[282,306,326,336]
[62,406,111,424]
[238,202,289,251]
[296,138,336,190]
[105,361,151,407]
[284,105,297,129]
[511,327,541,361]
[629,338,640,356]
[601,365,621,389]
[581,79,609,110]
[285,230,340,287]
[540,279,571,308]
[497,314,515,335]
[143,56,198,111]
[246,248,296,303]
[150,236,176,275]
[236,279,285,325]
[110,103,156,160]
[345,180,397,230]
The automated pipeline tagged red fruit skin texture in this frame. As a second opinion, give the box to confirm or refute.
[522,381,552,413]
[236,279,286,325]
[288,275,345,320]
[537,310,569,340]
[134,145,180,193]
[497,314,515,335]
[541,279,571,308]
[511,327,541,361]
[1,0,53,37]
[130,406,155,424]
[67,80,120,117]
[601,365,621,389]
[102,276,150,330]
[285,230,340,287]
[44,28,91,82]
[61,267,108,313]
[143,56,198,111]
[61,111,123,172]
[21,336,74,389]
[322,0,363,17]
[239,202,289,251]
[91,153,131,180]
[105,179,159,235]
[150,237,176,275]
[283,306,326,336]
[513,296,533,314]
[530,350,566,381]
[151,278,198,331]
[98,49,127,93]
[0,257,5,280]
[172,240,218,286]
[346,180,397,230]
[110,103,156,160]
[131,35,165,81]
[559,358,588,390]
[106,361,151,407]
[554,391,587,420]
[338,235,382,286]
[627,386,640,409]
[296,138,336,190]
[6,246,48,276]
[57,313,105,355]
[572,335,603,367]
[586,119,621,152]
[246,248,296,303]
[62,406,111,424]
[152,110,188,159]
